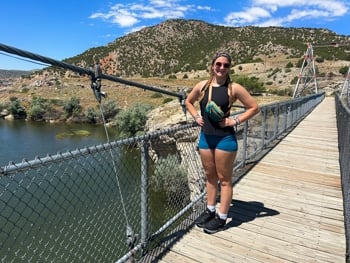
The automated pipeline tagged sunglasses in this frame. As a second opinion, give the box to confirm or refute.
[215,62,230,68]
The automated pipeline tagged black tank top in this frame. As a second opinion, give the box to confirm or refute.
[200,84,235,136]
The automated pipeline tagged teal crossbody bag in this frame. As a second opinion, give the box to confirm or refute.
[205,84,225,122]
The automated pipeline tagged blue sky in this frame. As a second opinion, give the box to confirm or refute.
[1,0,349,70]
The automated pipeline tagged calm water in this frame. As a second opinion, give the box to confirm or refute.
[0,119,118,166]
[0,119,171,261]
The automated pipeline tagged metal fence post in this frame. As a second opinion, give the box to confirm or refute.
[140,139,149,250]
[274,104,279,139]
[261,108,267,149]
[283,104,288,134]
[241,121,248,167]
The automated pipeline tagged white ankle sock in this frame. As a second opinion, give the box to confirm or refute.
[218,212,227,220]
[207,205,215,212]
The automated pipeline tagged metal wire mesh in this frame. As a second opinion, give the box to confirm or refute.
[0,93,325,263]
[335,94,350,261]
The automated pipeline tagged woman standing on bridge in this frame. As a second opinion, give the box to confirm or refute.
[185,51,259,234]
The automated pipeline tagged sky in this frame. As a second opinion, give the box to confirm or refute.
[1,0,349,71]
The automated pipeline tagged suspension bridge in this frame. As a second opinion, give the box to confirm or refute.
[0,43,349,262]
[150,96,344,263]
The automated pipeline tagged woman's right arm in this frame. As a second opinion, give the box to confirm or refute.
[185,80,206,125]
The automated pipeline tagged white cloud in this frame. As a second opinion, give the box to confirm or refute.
[90,0,348,30]
[89,5,139,27]
[90,0,204,28]
[197,6,211,11]
[225,7,271,25]
[225,0,348,27]
[149,0,172,8]
[130,5,163,19]
[257,0,348,16]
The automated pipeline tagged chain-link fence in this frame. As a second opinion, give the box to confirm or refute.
[335,94,350,261]
[0,93,324,263]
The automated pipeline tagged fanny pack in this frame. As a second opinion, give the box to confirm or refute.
[205,84,225,122]
[205,101,225,122]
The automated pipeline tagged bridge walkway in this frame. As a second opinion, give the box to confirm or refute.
[158,97,345,262]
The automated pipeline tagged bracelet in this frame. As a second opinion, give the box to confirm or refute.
[234,117,240,127]
[194,114,200,121]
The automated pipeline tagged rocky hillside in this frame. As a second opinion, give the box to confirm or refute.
[62,19,350,78]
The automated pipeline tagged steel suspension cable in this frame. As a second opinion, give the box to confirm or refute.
[98,100,136,250]
[0,42,186,101]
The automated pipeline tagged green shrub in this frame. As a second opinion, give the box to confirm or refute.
[28,105,45,121]
[339,66,349,75]
[290,76,299,84]
[162,98,173,104]
[101,100,120,122]
[0,102,10,112]
[28,97,48,121]
[233,75,265,94]
[9,98,26,119]
[63,96,81,118]
[151,93,163,98]
[285,61,294,68]
[296,58,305,68]
[151,154,190,204]
[114,103,152,137]
[85,107,98,123]
[21,87,30,93]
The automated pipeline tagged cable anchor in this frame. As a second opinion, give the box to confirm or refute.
[90,62,106,103]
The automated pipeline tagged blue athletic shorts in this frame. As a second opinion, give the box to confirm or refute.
[198,132,238,152]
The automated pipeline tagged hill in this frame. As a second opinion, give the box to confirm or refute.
[63,19,350,78]
[0,19,349,124]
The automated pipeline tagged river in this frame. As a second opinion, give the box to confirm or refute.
[0,119,172,261]
[0,119,118,166]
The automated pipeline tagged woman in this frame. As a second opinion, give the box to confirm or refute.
[185,51,259,234]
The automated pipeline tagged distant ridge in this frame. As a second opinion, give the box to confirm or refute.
[0,69,32,78]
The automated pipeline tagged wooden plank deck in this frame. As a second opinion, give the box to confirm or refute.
[158,97,345,263]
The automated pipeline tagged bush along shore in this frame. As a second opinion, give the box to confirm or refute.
[0,96,153,139]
